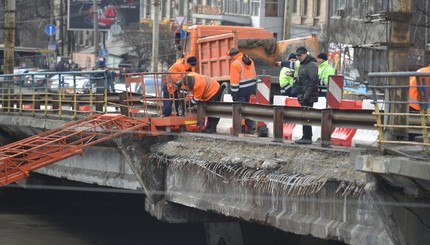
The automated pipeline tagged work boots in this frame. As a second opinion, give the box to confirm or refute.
[203,121,217,134]
[294,137,312,144]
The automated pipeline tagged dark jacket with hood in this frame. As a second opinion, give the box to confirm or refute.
[296,55,319,103]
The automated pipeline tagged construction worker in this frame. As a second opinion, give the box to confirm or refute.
[163,55,197,117]
[316,52,336,97]
[278,53,299,97]
[409,65,430,112]
[175,72,222,133]
[294,46,319,144]
[227,47,257,133]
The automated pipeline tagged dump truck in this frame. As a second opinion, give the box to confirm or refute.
[178,25,319,98]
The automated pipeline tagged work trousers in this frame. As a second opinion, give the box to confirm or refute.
[301,100,314,140]
[162,83,183,117]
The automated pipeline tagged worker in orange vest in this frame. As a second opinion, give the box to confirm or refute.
[227,47,257,133]
[409,65,430,111]
[163,55,197,117]
[175,72,222,133]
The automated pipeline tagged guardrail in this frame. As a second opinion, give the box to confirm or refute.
[0,70,428,155]
[197,101,375,147]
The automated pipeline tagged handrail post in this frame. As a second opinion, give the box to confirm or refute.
[232,103,242,136]
[321,109,333,147]
[196,103,206,127]
[273,106,284,142]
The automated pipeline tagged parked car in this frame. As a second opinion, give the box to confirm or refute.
[115,74,162,97]
[13,67,37,86]
[22,71,51,89]
[49,74,94,94]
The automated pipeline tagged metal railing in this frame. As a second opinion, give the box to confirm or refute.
[0,70,124,119]
[1,70,429,158]
[368,71,430,157]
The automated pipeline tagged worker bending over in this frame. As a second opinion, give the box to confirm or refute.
[175,72,223,134]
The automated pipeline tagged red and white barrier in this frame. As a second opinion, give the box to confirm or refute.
[22,104,33,109]
[331,99,362,146]
[256,76,271,105]
[351,99,379,146]
[217,94,233,134]
[327,75,344,109]
[283,97,300,140]
[291,96,327,141]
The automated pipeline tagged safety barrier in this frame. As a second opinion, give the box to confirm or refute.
[283,97,300,140]
[327,75,344,108]
[291,97,327,141]
[331,99,363,146]
[274,95,374,146]
[351,99,379,146]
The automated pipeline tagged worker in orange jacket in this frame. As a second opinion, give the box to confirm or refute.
[163,56,197,117]
[227,47,257,133]
[409,65,430,111]
[175,72,222,133]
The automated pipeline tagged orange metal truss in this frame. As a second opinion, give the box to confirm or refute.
[0,72,198,187]
[0,114,151,187]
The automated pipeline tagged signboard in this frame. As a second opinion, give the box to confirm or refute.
[48,40,57,51]
[68,0,141,31]
[45,24,57,36]
[175,16,185,26]
[179,29,186,39]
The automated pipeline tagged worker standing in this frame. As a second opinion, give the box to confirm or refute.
[163,56,197,117]
[409,65,430,112]
[175,72,223,133]
[294,46,319,144]
[227,47,257,134]
[316,52,336,97]
[277,53,299,97]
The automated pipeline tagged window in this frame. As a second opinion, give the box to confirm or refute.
[332,0,346,17]
[292,0,297,13]
[251,1,259,16]
[302,0,308,16]
[265,0,279,17]
[316,0,321,17]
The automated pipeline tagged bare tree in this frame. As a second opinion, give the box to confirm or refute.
[115,22,177,71]
[410,0,429,70]
[326,1,388,81]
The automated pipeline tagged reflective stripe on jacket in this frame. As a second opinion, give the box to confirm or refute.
[279,66,295,95]
[229,53,257,99]
[182,72,220,105]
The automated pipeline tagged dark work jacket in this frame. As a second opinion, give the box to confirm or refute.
[296,55,319,103]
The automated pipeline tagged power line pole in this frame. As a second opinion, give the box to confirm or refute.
[93,0,99,69]
[152,0,160,72]
[4,0,15,75]
[283,0,291,39]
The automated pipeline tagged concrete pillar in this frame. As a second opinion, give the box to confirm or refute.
[115,136,166,203]
[204,222,244,245]
[386,0,412,140]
